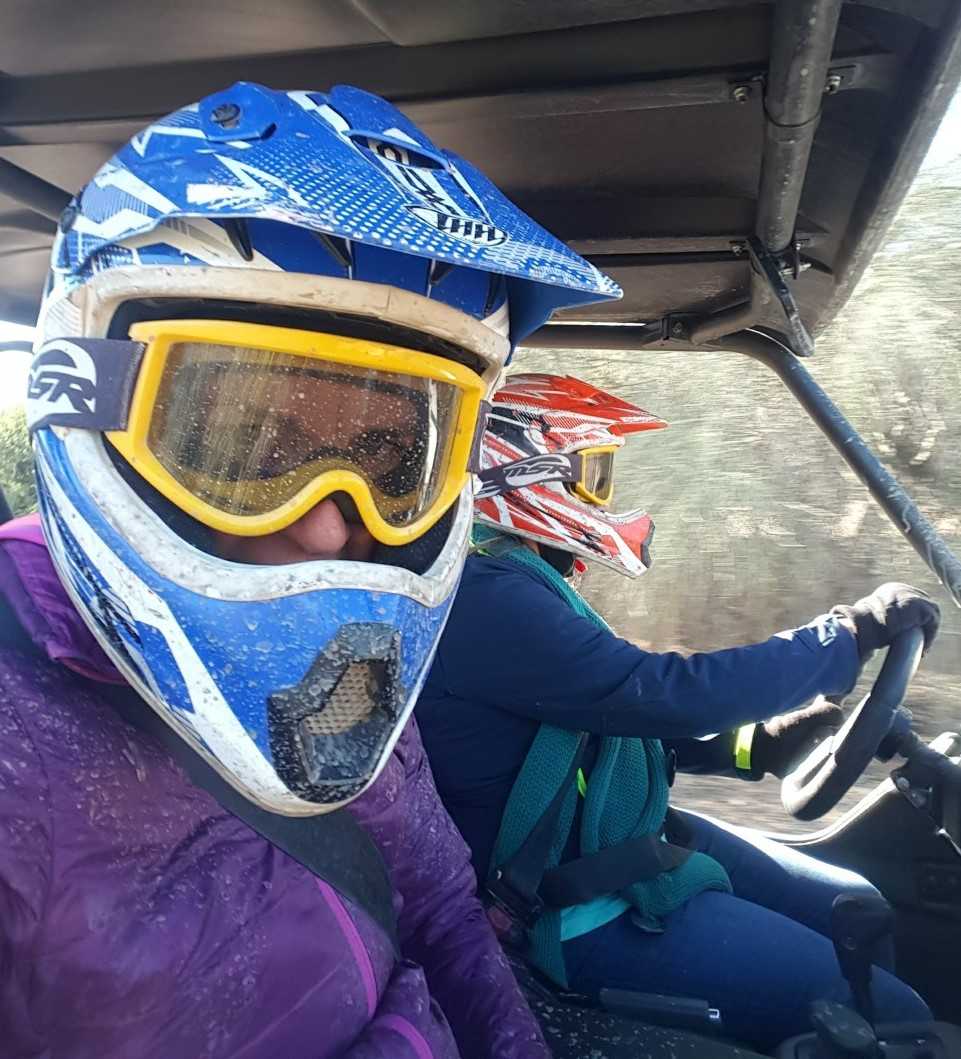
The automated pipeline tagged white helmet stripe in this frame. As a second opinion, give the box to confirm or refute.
[37,459,293,802]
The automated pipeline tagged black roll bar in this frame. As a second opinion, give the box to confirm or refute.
[525,324,961,608]
[730,328,961,607]
[657,0,844,356]
[757,0,843,255]
[0,158,71,222]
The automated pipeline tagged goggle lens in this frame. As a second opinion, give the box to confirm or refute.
[579,448,615,505]
[139,337,468,533]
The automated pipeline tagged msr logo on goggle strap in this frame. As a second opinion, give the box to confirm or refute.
[408,205,507,245]
[476,453,575,498]
[26,341,97,425]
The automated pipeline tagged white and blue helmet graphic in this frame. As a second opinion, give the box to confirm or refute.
[32,81,621,814]
[50,81,620,345]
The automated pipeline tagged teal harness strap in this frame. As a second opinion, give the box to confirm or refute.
[479,525,732,987]
[491,722,583,984]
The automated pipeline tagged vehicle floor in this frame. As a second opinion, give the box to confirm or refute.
[530,997,765,1059]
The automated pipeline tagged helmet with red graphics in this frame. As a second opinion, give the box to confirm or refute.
[474,373,665,577]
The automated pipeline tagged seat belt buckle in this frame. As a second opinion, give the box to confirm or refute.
[485,868,544,946]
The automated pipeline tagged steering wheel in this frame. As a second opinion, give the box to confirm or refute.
[781,628,925,821]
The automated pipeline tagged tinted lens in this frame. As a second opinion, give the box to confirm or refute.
[147,342,463,525]
[581,449,614,503]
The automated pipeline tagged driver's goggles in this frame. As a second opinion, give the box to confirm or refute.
[105,320,487,544]
[569,445,617,506]
[475,443,619,507]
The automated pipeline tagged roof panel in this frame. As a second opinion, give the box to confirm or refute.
[0,0,958,346]
[0,0,386,75]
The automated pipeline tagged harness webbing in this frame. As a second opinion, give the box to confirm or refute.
[477,527,731,986]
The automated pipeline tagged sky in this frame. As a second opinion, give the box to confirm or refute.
[1,90,960,412]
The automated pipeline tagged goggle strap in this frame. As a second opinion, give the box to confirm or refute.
[476,451,583,499]
[26,336,145,434]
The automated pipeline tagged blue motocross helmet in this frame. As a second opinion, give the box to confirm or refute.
[27,82,620,814]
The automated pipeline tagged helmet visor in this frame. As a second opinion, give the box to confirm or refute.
[108,320,485,543]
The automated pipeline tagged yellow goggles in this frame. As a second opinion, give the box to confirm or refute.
[106,320,486,544]
[569,445,617,506]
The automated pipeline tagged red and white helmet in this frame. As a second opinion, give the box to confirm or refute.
[474,373,666,577]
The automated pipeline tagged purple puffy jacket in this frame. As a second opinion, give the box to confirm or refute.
[0,516,548,1059]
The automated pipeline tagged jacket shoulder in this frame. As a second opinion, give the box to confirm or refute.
[458,552,557,601]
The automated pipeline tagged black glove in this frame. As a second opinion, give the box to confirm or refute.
[748,700,845,779]
[831,582,940,666]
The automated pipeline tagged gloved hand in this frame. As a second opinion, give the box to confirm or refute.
[748,700,845,779]
[831,582,940,666]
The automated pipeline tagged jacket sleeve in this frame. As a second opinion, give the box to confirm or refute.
[665,733,742,776]
[0,694,53,1054]
[439,559,860,740]
[353,720,549,1059]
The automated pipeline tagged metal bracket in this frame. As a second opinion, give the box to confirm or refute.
[663,315,700,342]
[729,61,865,105]
[893,770,933,812]
[746,236,815,357]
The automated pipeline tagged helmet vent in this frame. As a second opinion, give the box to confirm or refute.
[298,661,386,738]
[353,134,448,172]
[268,622,403,802]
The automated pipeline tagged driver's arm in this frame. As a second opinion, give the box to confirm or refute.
[437,557,860,740]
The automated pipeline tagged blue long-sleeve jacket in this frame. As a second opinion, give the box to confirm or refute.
[416,554,860,880]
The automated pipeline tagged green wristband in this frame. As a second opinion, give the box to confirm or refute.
[734,723,756,772]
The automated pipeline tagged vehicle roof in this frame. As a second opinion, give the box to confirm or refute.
[1,0,959,344]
